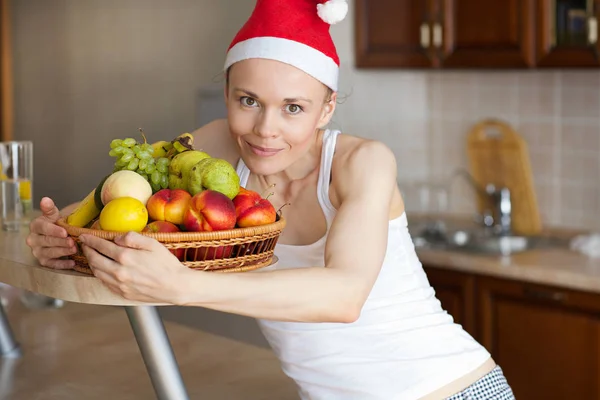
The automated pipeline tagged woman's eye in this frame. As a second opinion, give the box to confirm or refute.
[241,97,258,107]
[285,104,302,114]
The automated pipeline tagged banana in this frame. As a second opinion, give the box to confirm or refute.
[66,189,101,228]
[167,133,194,158]
[151,141,172,158]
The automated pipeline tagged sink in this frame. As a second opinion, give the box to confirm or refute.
[413,227,570,256]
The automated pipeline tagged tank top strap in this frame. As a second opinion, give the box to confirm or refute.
[235,157,250,187]
[317,128,339,228]
[234,128,340,227]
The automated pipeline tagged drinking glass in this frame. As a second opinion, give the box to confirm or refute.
[0,141,34,231]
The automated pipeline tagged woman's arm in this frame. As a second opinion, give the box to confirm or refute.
[177,140,398,323]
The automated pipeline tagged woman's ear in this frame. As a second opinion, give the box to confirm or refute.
[318,92,337,128]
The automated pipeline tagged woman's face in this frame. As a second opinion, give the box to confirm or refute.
[225,58,336,176]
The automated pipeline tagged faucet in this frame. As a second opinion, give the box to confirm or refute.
[485,184,512,236]
[452,169,512,235]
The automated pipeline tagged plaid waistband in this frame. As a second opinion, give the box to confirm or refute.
[445,365,515,400]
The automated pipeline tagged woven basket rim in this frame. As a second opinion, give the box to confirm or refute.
[57,215,286,242]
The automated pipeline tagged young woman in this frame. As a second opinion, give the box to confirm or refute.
[26,1,515,398]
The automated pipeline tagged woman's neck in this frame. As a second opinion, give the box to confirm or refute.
[248,129,324,205]
[257,129,324,187]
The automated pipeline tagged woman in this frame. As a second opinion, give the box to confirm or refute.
[26,1,515,399]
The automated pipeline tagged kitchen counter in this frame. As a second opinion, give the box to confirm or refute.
[0,226,162,305]
[410,213,600,294]
[416,246,600,294]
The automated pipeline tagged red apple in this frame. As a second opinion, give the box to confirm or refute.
[185,245,233,261]
[146,189,192,225]
[182,190,237,232]
[142,221,184,260]
[233,187,277,228]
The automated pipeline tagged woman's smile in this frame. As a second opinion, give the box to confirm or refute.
[245,140,284,157]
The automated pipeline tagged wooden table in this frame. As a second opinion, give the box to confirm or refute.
[0,227,187,399]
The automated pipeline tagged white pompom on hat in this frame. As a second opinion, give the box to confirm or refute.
[224,0,348,92]
[317,0,349,25]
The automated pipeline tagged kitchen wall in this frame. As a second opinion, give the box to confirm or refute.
[11,0,253,209]
[11,0,599,231]
[330,1,600,231]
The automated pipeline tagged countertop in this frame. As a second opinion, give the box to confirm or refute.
[410,213,600,294]
[4,212,600,298]
[0,226,162,306]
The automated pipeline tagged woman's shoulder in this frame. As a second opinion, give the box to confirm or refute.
[189,119,239,165]
[329,131,398,206]
[332,132,397,173]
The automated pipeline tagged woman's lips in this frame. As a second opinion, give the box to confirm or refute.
[246,141,283,157]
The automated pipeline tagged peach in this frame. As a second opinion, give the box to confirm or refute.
[146,189,192,225]
[101,170,153,206]
[182,190,236,232]
[142,220,184,260]
[233,187,277,228]
[90,219,102,230]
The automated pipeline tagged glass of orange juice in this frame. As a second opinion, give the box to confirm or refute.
[0,141,33,231]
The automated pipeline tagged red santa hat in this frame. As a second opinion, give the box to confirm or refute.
[224,0,348,92]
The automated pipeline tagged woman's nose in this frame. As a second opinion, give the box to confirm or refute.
[254,109,279,138]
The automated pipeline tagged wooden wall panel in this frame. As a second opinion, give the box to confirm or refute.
[1,0,14,141]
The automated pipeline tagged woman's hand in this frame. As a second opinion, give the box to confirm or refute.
[26,197,77,270]
[79,231,191,304]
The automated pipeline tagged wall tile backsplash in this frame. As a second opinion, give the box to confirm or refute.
[427,71,600,230]
[334,69,600,231]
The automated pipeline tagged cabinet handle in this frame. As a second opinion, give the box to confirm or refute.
[524,287,567,302]
[420,23,430,48]
[589,17,598,45]
[433,23,443,48]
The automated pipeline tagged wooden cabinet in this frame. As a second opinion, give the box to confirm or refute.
[355,0,437,68]
[425,265,600,400]
[438,0,536,68]
[355,0,600,69]
[536,0,600,67]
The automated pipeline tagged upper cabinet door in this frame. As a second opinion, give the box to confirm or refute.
[536,0,600,66]
[355,0,437,68]
[438,0,536,68]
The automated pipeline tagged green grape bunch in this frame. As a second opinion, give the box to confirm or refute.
[108,130,170,193]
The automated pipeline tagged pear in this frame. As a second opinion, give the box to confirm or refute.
[168,150,211,191]
[188,158,240,199]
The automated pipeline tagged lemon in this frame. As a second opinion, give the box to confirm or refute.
[99,197,148,232]
[19,179,31,200]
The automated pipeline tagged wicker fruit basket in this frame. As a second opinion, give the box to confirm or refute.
[56,216,286,275]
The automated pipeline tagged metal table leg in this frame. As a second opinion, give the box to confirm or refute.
[0,303,21,359]
[125,306,189,400]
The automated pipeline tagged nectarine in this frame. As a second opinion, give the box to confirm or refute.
[183,190,237,232]
[233,188,277,228]
[146,189,192,225]
[142,220,184,260]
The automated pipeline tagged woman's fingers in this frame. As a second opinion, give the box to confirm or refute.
[79,234,123,259]
[90,265,120,288]
[27,233,74,249]
[82,243,121,275]
[29,218,68,238]
[113,231,159,251]
[44,258,76,270]
[33,246,78,266]
[39,197,62,223]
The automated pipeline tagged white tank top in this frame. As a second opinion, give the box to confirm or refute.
[235,129,491,400]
